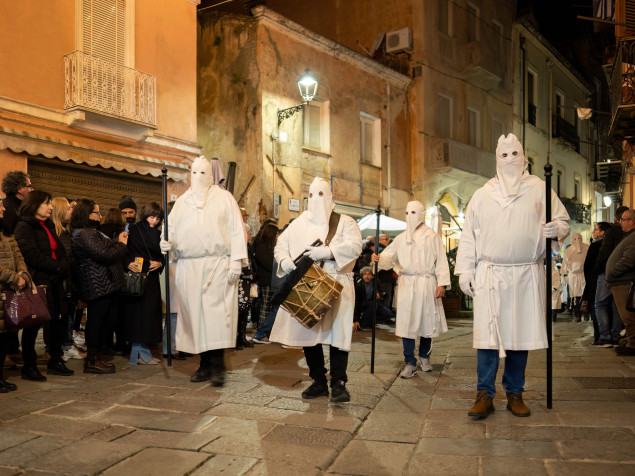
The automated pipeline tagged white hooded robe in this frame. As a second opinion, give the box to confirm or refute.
[455,173,570,351]
[377,224,450,339]
[562,233,588,298]
[167,185,247,353]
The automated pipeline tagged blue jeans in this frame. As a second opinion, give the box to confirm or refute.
[402,337,432,366]
[595,274,623,341]
[477,349,528,397]
[130,343,153,365]
[163,313,177,354]
[254,305,279,340]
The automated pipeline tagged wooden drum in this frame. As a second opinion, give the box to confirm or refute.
[281,263,343,329]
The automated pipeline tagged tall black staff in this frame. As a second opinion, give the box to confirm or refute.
[544,163,553,409]
[161,168,172,368]
[370,202,381,374]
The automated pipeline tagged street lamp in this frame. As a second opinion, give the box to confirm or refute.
[277,69,319,126]
[603,196,612,207]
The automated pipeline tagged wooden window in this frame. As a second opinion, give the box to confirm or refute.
[466,2,479,42]
[304,100,330,153]
[467,108,480,147]
[438,94,452,138]
[82,0,126,65]
[360,113,381,167]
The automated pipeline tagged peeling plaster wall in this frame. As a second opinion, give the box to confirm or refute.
[197,13,263,230]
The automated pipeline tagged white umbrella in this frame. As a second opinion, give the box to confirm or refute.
[357,213,407,237]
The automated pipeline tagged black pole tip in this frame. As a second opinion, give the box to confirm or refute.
[544,163,553,173]
[161,168,168,175]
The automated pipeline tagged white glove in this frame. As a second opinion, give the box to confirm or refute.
[304,246,333,261]
[459,274,474,297]
[542,221,559,239]
[227,261,242,283]
[160,239,173,254]
[280,257,296,274]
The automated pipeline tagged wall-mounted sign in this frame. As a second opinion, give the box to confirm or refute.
[288,198,300,211]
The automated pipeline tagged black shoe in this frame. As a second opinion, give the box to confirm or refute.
[0,378,17,391]
[180,352,193,357]
[241,336,254,348]
[302,380,329,399]
[616,345,635,356]
[47,360,75,376]
[21,366,47,381]
[162,353,186,361]
[330,380,350,402]
[210,370,226,387]
[190,366,211,382]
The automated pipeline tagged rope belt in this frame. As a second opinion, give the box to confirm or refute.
[481,259,542,358]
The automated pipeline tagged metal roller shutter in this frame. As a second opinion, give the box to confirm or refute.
[28,158,162,214]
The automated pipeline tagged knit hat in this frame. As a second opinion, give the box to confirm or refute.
[119,195,137,211]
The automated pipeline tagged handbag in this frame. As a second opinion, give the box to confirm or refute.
[121,223,154,297]
[627,282,635,312]
[2,284,52,332]
[122,271,147,296]
[579,299,589,314]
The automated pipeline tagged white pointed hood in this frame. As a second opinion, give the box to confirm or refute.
[406,200,426,243]
[308,177,334,235]
[496,133,528,198]
[190,156,214,206]
[572,233,583,253]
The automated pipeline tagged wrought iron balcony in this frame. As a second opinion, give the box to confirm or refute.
[609,37,635,137]
[64,51,156,127]
[560,197,591,225]
[552,115,580,152]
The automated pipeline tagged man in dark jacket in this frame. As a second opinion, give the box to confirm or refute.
[353,267,392,330]
[594,206,629,347]
[582,222,612,345]
[606,209,635,355]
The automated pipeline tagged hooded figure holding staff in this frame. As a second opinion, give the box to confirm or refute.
[455,133,569,419]
[269,177,362,402]
[371,200,450,378]
[160,156,247,387]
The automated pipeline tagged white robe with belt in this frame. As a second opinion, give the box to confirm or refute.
[455,174,570,352]
[562,237,588,297]
[377,225,451,339]
[269,212,362,351]
[166,185,247,353]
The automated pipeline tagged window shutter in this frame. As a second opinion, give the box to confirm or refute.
[82,0,126,65]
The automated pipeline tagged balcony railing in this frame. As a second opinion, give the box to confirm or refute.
[560,197,591,225]
[552,115,580,152]
[64,51,156,127]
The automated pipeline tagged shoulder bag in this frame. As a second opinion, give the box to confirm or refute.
[122,224,153,297]
[2,280,52,332]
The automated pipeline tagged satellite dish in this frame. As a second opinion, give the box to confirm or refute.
[370,32,385,56]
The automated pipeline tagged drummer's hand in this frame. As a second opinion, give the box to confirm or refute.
[370,253,380,264]
[280,258,296,274]
[353,322,361,333]
[304,246,332,261]
[435,286,445,299]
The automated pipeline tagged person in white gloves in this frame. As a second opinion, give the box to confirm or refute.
[455,133,569,419]
[269,177,362,402]
[561,233,589,322]
[371,201,450,378]
[160,156,247,387]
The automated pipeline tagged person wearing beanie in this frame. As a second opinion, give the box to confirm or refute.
[119,196,137,224]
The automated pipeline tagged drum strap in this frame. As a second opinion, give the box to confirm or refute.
[324,212,341,246]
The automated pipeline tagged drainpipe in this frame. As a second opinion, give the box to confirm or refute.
[520,36,526,149]
[386,82,392,214]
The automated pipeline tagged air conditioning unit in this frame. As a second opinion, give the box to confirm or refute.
[385,27,412,53]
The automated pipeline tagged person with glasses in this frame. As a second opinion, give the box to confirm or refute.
[594,206,629,348]
[606,209,635,355]
[71,199,128,373]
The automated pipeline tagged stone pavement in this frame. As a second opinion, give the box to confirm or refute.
[0,315,634,475]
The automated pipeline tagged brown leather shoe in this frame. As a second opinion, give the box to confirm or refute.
[506,393,530,417]
[468,390,495,418]
[84,359,116,374]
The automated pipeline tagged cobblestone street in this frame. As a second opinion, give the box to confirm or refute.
[0,317,634,475]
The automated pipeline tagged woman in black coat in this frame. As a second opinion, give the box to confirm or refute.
[124,202,164,365]
[71,199,128,374]
[14,190,73,380]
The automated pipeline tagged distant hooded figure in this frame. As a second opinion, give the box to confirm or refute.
[455,133,570,419]
[269,177,362,402]
[562,233,589,298]
[160,156,247,387]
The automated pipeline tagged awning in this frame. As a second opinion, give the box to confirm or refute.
[357,213,407,237]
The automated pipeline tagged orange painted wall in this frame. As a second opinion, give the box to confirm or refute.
[0,0,74,109]
[0,150,28,186]
[136,0,197,143]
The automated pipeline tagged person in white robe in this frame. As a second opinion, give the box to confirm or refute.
[160,156,247,387]
[551,261,562,322]
[562,233,589,321]
[269,177,362,402]
[372,200,450,378]
[455,133,570,419]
